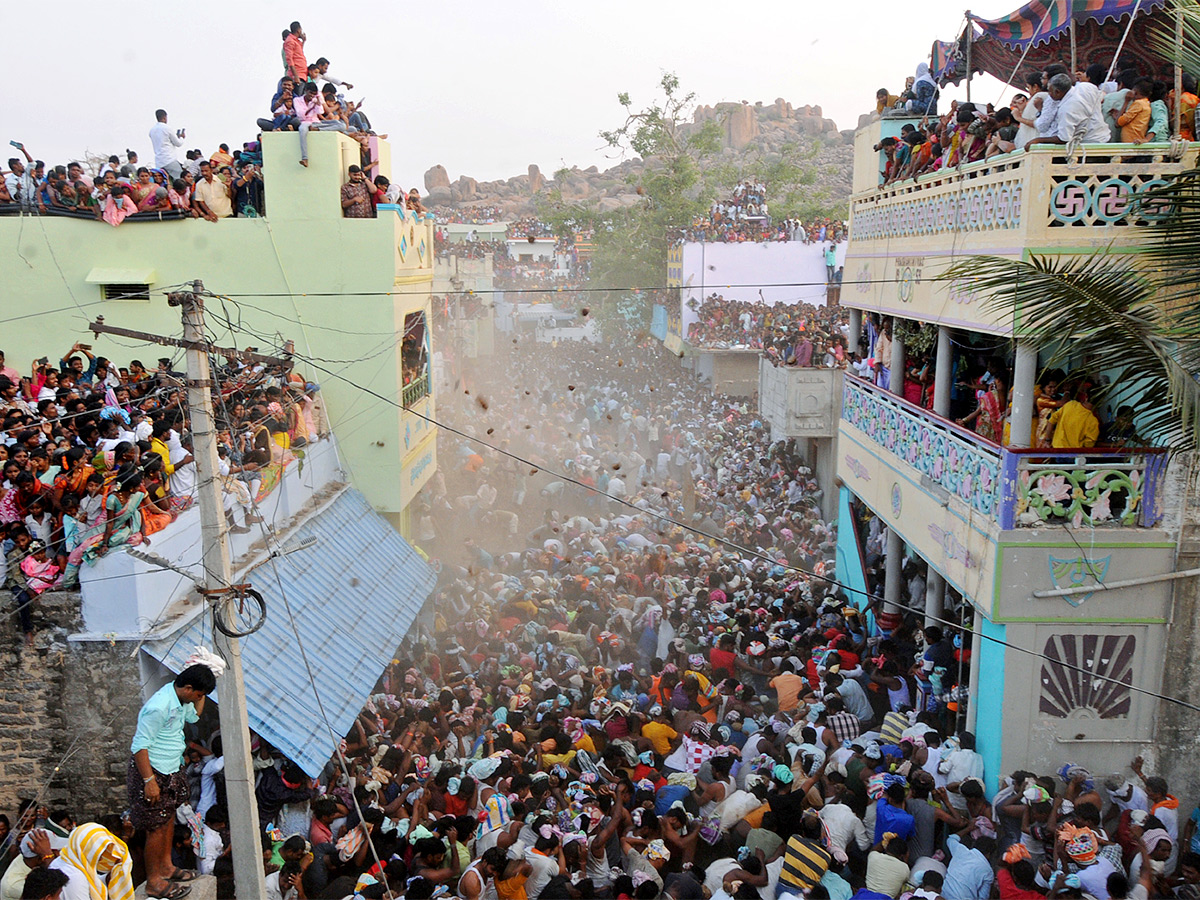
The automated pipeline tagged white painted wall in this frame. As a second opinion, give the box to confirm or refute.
[679,241,847,338]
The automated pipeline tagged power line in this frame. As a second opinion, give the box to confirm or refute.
[210,303,1200,715]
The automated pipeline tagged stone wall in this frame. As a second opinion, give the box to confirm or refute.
[0,589,141,819]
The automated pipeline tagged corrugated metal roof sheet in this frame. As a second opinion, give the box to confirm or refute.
[147,488,436,777]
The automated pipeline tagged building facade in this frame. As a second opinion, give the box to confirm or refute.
[835,116,1198,788]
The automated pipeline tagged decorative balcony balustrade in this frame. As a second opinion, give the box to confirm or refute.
[841,376,1166,530]
[402,372,430,408]
[841,376,1000,517]
[1001,449,1168,529]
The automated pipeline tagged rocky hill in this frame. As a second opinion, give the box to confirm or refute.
[422,98,855,218]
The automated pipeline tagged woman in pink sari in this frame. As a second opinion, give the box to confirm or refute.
[958,376,1007,443]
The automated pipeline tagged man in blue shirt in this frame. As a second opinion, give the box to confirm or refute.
[128,664,216,900]
[942,833,996,900]
[874,782,915,843]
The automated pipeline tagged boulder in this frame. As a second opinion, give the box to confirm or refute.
[426,185,452,205]
[528,164,545,193]
[725,103,759,150]
[424,164,450,191]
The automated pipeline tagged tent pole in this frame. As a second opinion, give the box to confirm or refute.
[1176,3,1184,139]
[1070,18,1078,73]
[965,10,973,102]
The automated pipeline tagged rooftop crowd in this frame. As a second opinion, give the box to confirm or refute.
[675,183,847,245]
[685,296,852,368]
[432,207,508,226]
[2,20,427,225]
[0,340,328,647]
[874,61,1200,185]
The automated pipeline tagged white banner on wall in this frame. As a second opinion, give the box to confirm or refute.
[678,241,846,340]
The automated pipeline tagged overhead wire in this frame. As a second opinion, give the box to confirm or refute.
[208,301,1200,714]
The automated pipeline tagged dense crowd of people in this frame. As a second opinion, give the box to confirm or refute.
[0,340,328,647]
[432,206,508,225]
[674,182,847,245]
[3,321,1196,900]
[508,218,556,239]
[685,296,851,366]
[874,61,1200,186]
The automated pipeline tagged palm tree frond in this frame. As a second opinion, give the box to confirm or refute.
[945,253,1200,450]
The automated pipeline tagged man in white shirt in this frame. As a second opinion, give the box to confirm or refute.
[1030,70,1111,147]
[149,109,185,179]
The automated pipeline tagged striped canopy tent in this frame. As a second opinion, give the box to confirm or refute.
[932,0,1175,86]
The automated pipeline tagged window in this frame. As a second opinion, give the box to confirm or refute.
[400,311,430,408]
[101,283,151,302]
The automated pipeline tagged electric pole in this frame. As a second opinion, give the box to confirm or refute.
[172,282,267,900]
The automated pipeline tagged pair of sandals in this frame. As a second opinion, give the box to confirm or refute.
[146,868,199,900]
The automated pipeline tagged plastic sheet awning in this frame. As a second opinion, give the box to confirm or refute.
[147,488,436,777]
[932,0,1174,86]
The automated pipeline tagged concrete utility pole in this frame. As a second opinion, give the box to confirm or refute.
[172,283,267,900]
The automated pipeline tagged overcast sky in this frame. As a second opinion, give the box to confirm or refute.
[6,0,1010,186]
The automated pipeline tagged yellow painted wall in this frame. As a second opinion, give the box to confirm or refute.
[0,131,436,516]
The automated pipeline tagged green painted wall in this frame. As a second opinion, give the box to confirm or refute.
[0,131,435,517]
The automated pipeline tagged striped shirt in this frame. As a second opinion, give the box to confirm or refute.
[778,836,831,894]
[879,710,908,745]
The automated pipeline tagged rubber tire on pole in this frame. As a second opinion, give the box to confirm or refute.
[212,587,267,637]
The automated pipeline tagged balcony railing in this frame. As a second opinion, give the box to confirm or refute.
[999,448,1168,530]
[850,143,1195,242]
[842,375,1001,518]
[402,372,430,408]
[840,376,1166,529]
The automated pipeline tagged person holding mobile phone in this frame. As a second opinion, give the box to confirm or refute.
[5,141,35,210]
[149,109,185,180]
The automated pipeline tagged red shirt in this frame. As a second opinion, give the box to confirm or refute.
[710,647,737,677]
[997,869,1043,899]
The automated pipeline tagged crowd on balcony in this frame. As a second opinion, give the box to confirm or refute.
[685,294,851,364]
[0,339,327,647]
[860,316,1143,450]
[874,62,1199,186]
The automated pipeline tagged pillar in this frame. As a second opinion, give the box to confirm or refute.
[848,309,862,354]
[934,326,954,417]
[1009,342,1038,447]
[889,326,906,397]
[925,571,945,629]
[883,529,904,615]
[966,608,984,733]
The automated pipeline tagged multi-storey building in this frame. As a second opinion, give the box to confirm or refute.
[835,110,1198,788]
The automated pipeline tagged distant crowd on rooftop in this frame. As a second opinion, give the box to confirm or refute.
[874,61,1199,184]
[675,183,847,245]
[686,295,852,365]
